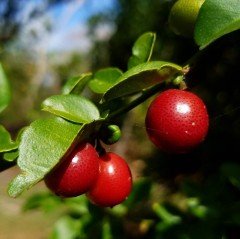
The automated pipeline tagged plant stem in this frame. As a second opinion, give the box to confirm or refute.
[108,83,166,120]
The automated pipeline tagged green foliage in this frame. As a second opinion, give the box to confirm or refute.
[0,63,11,113]
[42,95,100,124]
[8,119,101,197]
[168,0,205,38]
[1,127,25,162]
[2,1,240,235]
[62,73,92,95]
[0,125,17,153]
[50,216,81,239]
[124,178,152,208]
[195,0,240,48]
[5,31,185,201]
[88,68,123,94]
[23,192,63,212]
[128,32,156,69]
[3,149,19,162]
[103,61,183,102]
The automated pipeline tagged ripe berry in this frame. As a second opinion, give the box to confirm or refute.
[145,89,209,153]
[87,152,132,207]
[44,142,99,197]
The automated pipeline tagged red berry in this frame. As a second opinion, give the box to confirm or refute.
[87,152,132,207]
[44,142,99,197]
[145,89,209,153]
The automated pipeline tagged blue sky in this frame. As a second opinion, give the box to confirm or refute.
[16,0,117,53]
[51,0,116,25]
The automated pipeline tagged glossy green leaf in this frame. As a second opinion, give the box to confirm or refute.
[103,61,183,102]
[0,63,11,113]
[42,94,100,123]
[0,125,18,153]
[88,68,123,94]
[62,73,92,95]
[8,118,101,197]
[195,0,240,48]
[128,32,156,69]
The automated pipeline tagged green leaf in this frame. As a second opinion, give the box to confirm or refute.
[103,61,183,102]
[88,68,123,94]
[0,125,18,153]
[152,203,182,225]
[8,118,101,197]
[65,196,89,215]
[124,178,152,208]
[102,220,113,239]
[62,73,92,95]
[0,63,11,113]
[187,198,208,219]
[2,127,26,162]
[42,94,100,124]
[128,32,156,69]
[3,149,18,162]
[50,216,80,239]
[195,0,240,48]
[23,192,63,213]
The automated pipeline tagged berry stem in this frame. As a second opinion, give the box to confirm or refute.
[95,138,106,156]
[108,83,166,120]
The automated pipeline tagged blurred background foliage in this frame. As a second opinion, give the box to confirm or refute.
[1,0,240,238]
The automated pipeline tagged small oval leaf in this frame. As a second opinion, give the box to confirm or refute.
[42,94,100,123]
[0,63,11,113]
[62,73,92,95]
[0,125,18,153]
[8,118,102,197]
[88,68,123,94]
[103,61,183,102]
[195,0,240,48]
[128,32,156,69]
[2,128,26,162]
[3,149,19,162]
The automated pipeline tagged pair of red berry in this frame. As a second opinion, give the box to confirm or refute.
[44,143,132,207]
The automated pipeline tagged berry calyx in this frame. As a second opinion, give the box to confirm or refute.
[145,89,209,154]
[87,152,132,207]
[44,142,99,197]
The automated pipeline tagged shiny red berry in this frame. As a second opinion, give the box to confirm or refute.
[87,152,132,207]
[145,89,209,153]
[44,142,99,197]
